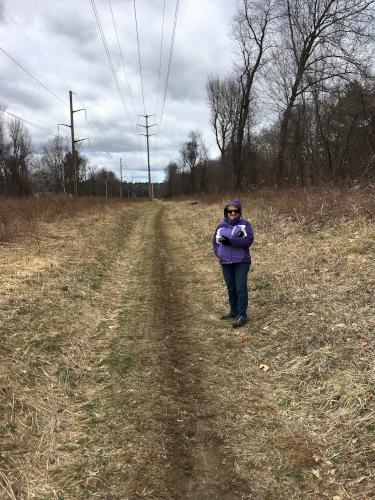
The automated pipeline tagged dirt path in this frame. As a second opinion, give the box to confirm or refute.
[135,203,248,498]
[92,202,250,498]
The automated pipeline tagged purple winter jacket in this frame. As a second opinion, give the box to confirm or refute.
[212,200,254,265]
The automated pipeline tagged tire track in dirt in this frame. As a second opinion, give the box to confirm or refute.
[141,204,249,499]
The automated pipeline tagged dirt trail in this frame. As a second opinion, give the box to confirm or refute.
[98,202,250,498]
[142,204,247,498]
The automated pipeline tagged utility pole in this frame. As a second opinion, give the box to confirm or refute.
[119,158,123,198]
[138,114,156,200]
[59,91,88,197]
[69,91,76,197]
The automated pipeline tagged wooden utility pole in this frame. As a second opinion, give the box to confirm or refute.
[69,91,76,196]
[138,114,156,200]
[59,91,88,197]
[119,158,123,198]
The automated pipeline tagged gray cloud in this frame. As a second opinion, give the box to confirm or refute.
[0,0,237,181]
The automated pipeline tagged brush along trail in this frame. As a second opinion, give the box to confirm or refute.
[0,198,374,499]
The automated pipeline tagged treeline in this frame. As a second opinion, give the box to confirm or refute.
[0,109,155,198]
[164,0,375,196]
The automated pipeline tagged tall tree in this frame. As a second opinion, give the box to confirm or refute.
[206,76,240,158]
[164,161,178,197]
[6,118,32,196]
[180,131,208,192]
[33,136,69,194]
[274,0,375,183]
[231,0,274,191]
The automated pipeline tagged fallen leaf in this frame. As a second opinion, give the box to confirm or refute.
[259,363,270,372]
[364,393,373,404]
[312,454,322,463]
[311,469,321,479]
[236,333,246,344]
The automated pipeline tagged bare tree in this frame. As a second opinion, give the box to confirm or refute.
[164,161,178,197]
[0,106,10,193]
[180,131,208,192]
[231,0,274,191]
[274,0,375,183]
[6,118,32,196]
[206,76,240,158]
[33,136,70,194]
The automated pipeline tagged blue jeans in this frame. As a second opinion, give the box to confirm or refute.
[221,262,250,317]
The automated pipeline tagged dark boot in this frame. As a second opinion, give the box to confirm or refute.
[220,311,238,320]
[232,315,248,328]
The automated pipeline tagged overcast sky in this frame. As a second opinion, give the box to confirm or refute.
[0,0,238,182]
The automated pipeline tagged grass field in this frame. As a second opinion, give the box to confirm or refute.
[0,188,373,498]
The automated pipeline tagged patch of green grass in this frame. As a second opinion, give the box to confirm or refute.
[28,357,42,368]
[118,311,129,326]
[88,449,109,467]
[4,422,16,434]
[32,337,62,353]
[366,424,375,432]
[100,352,136,377]
[57,365,77,390]
[86,212,139,291]
[276,396,293,407]
[252,278,273,290]
[271,466,285,480]
[84,400,103,418]
[291,469,304,483]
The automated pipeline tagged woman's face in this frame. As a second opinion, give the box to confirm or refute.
[227,206,240,220]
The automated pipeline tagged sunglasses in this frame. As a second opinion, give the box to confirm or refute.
[227,209,240,214]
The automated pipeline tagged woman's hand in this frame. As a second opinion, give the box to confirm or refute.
[218,235,230,245]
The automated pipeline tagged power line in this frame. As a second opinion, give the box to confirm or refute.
[3,7,127,173]
[159,0,180,131]
[155,0,166,121]
[3,8,72,91]
[4,110,59,137]
[91,0,132,125]
[108,0,138,122]
[133,0,146,115]
[0,46,68,108]
[3,7,123,161]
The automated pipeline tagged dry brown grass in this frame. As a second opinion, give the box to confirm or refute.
[0,188,373,498]
[172,187,374,497]
[0,196,140,242]
[0,200,147,497]
[200,184,375,225]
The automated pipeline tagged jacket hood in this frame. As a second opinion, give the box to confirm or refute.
[223,200,242,225]
[223,199,242,216]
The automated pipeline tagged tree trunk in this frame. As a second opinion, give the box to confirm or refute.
[276,77,301,184]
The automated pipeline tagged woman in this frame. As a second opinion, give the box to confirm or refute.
[212,200,254,328]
